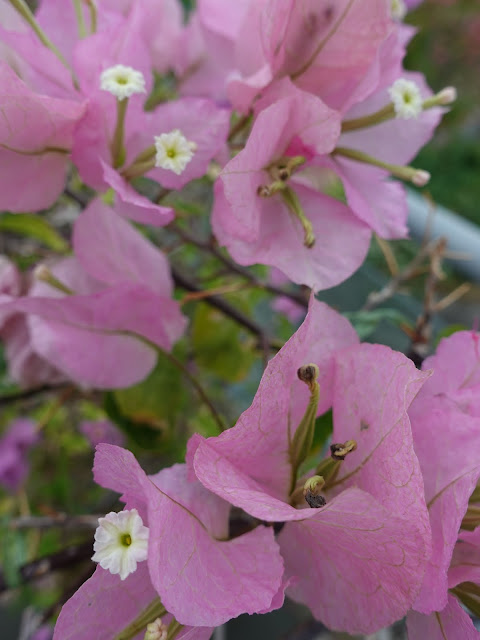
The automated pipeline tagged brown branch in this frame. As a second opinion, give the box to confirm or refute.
[169,223,309,309]
[171,266,282,352]
[362,238,444,311]
[9,514,101,530]
[0,383,70,408]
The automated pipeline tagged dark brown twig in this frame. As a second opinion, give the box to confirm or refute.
[169,223,309,308]
[171,266,282,352]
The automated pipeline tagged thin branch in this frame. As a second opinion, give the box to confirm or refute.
[9,514,101,530]
[160,348,228,433]
[362,238,444,311]
[169,223,308,308]
[172,266,282,351]
[406,238,447,366]
[0,383,70,408]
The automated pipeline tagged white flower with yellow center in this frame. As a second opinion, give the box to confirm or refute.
[100,65,146,101]
[390,0,407,21]
[388,78,423,119]
[144,618,168,640]
[154,129,197,175]
[92,508,149,580]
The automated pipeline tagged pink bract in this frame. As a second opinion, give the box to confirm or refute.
[0,62,85,212]
[92,444,286,627]
[409,332,480,614]
[212,89,371,291]
[0,201,186,388]
[191,298,431,634]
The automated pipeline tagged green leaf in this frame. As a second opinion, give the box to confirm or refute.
[0,518,28,588]
[0,213,69,252]
[344,308,408,340]
[106,350,188,449]
[192,303,255,382]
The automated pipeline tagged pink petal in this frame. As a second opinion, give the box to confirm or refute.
[53,562,211,640]
[73,199,174,296]
[2,285,186,388]
[0,62,85,211]
[53,564,158,640]
[407,594,480,640]
[94,444,285,626]
[449,528,480,589]
[331,343,431,542]
[193,298,358,503]
[102,163,174,226]
[265,0,391,111]
[324,156,409,238]
[214,179,371,291]
[410,396,480,613]
[420,331,480,401]
[280,487,428,634]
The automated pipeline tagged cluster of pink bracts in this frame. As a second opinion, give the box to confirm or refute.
[0,0,477,638]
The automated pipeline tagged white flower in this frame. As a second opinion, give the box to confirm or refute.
[100,65,146,101]
[388,78,423,119]
[154,129,197,175]
[92,509,149,580]
[144,618,168,640]
[390,0,407,21]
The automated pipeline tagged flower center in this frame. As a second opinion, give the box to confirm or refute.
[154,129,197,175]
[120,533,132,547]
[100,64,146,101]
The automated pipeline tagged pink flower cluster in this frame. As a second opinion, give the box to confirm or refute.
[0,1,472,639]
[55,303,480,639]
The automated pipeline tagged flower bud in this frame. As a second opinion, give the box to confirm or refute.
[297,363,319,389]
[411,169,431,187]
[330,440,357,461]
[436,86,457,105]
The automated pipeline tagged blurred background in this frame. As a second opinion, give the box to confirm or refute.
[1,0,480,638]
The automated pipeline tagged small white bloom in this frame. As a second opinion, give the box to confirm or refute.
[144,618,168,640]
[154,129,197,175]
[100,65,146,101]
[388,78,423,119]
[390,0,407,21]
[92,508,149,580]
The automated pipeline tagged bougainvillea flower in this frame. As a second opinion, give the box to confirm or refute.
[327,71,443,238]
[0,200,186,388]
[0,418,38,492]
[190,298,431,634]
[212,88,371,290]
[89,444,286,627]
[182,0,391,115]
[408,331,480,614]
[407,594,480,640]
[0,62,85,212]
[253,0,392,111]
[79,420,125,448]
[53,561,213,640]
[0,256,63,387]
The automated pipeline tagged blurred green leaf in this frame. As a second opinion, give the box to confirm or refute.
[435,323,469,346]
[192,303,255,382]
[344,309,409,340]
[106,350,188,449]
[0,213,69,252]
[0,519,28,588]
